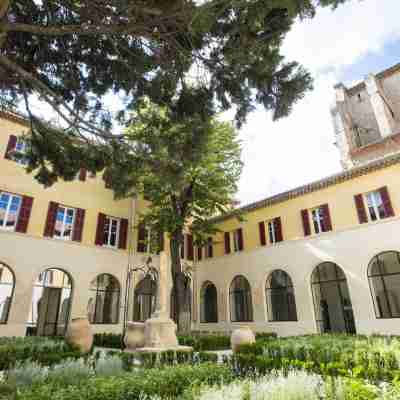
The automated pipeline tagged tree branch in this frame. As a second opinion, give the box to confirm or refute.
[3,21,153,37]
[0,55,125,140]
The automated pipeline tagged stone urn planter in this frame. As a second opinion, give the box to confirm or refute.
[65,317,93,354]
[231,326,255,353]
[124,321,145,351]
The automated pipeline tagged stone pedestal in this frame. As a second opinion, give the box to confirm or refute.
[126,252,192,353]
[124,321,145,350]
[134,311,192,353]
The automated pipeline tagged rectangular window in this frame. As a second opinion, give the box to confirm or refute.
[54,206,75,240]
[0,192,22,231]
[311,207,325,234]
[365,191,386,222]
[103,216,120,248]
[14,138,28,165]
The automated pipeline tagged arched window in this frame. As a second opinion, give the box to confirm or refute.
[0,263,15,324]
[27,268,72,336]
[170,283,192,324]
[368,251,400,318]
[133,276,156,322]
[230,275,253,322]
[311,262,355,334]
[88,274,120,324]
[200,281,218,323]
[266,270,297,322]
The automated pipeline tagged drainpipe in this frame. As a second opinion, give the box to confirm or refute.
[122,196,137,341]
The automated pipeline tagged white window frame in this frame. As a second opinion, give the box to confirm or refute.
[0,192,22,231]
[103,216,121,248]
[13,138,28,166]
[54,206,76,241]
[364,190,385,222]
[267,219,277,244]
[311,207,324,234]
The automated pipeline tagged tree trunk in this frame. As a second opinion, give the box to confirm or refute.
[170,231,191,333]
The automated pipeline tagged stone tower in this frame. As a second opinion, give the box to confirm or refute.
[331,63,400,170]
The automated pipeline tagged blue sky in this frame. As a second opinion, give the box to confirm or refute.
[235,0,400,205]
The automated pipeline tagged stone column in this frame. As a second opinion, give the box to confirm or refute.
[365,74,396,138]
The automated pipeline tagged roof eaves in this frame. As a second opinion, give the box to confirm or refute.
[210,152,400,224]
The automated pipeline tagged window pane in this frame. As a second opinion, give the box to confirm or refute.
[6,196,21,228]
[366,193,378,221]
[312,208,323,234]
[0,194,10,228]
[63,209,74,239]
[317,263,338,282]
[370,276,390,318]
[110,219,118,247]
[103,217,110,245]
[379,252,400,275]
[54,207,65,237]
[383,275,400,317]
[268,221,275,243]
[369,257,381,276]
[89,274,120,324]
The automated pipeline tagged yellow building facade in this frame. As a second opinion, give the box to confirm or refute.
[1,64,400,338]
[0,111,159,337]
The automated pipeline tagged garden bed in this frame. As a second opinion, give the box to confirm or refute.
[2,334,400,399]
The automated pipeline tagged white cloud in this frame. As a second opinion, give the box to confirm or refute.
[236,0,400,205]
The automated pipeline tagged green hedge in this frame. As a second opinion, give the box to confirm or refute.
[178,334,231,351]
[93,333,124,349]
[19,363,234,400]
[232,334,400,382]
[0,337,82,371]
[105,348,218,370]
[93,331,277,351]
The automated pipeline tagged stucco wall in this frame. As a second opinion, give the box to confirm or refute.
[206,163,400,259]
[0,114,158,253]
[194,216,400,336]
[0,229,159,336]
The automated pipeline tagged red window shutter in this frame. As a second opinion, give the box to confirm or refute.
[321,204,332,232]
[224,232,231,254]
[4,135,17,160]
[197,246,203,261]
[118,218,128,249]
[44,202,59,237]
[15,196,34,233]
[275,217,283,242]
[379,186,395,218]
[301,209,311,236]
[258,221,266,246]
[187,234,194,260]
[237,228,244,251]
[95,213,106,245]
[137,223,147,252]
[72,208,85,242]
[354,194,368,224]
[78,168,87,182]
